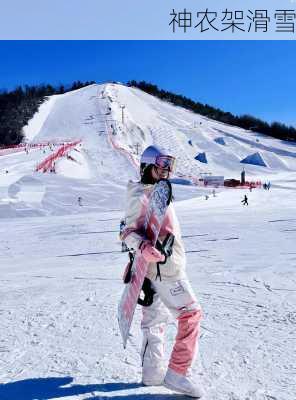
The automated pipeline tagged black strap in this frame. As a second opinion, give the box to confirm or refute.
[155,233,175,281]
[123,252,134,284]
[138,278,155,307]
[155,262,162,281]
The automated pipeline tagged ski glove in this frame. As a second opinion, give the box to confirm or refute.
[140,241,165,263]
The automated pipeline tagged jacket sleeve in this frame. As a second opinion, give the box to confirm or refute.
[120,186,148,250]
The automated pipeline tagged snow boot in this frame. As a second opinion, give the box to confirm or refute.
[164,368,204,398]
[142,366,166,386]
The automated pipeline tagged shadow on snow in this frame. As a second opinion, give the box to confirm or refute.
[0,377,186,400]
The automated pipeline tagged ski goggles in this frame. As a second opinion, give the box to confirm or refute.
[155,155,176,173]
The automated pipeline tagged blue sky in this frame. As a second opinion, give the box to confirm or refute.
[0,41,295,127]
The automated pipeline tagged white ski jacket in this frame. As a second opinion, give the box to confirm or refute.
[121,180,186,281]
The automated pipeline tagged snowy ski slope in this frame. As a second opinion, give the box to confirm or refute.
[0,83,295,400]
[1,82,295,217]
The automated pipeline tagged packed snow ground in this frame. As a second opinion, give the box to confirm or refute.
[0,83,295,400]
[1,188,295,400]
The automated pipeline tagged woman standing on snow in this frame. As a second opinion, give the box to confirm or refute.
[121,145,204,398]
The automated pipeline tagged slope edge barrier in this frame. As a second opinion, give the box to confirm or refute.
[35,140,82,173]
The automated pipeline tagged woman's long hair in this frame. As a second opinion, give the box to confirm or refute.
[140,164,156,184]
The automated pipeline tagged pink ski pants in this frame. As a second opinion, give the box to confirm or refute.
[141,279,202,376]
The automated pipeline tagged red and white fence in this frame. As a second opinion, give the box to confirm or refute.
[35,140,82,173]
[0,145,26,156]
[0,141,77,157]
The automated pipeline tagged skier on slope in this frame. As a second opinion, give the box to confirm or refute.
[241,194,248,206]
[121,145,204,398]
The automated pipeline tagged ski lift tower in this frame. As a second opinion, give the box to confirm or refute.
[120,105,126,125]
[135,143,141,155]
[241,168,246,185]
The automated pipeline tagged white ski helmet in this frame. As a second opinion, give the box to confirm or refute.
[140,145,176,176]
